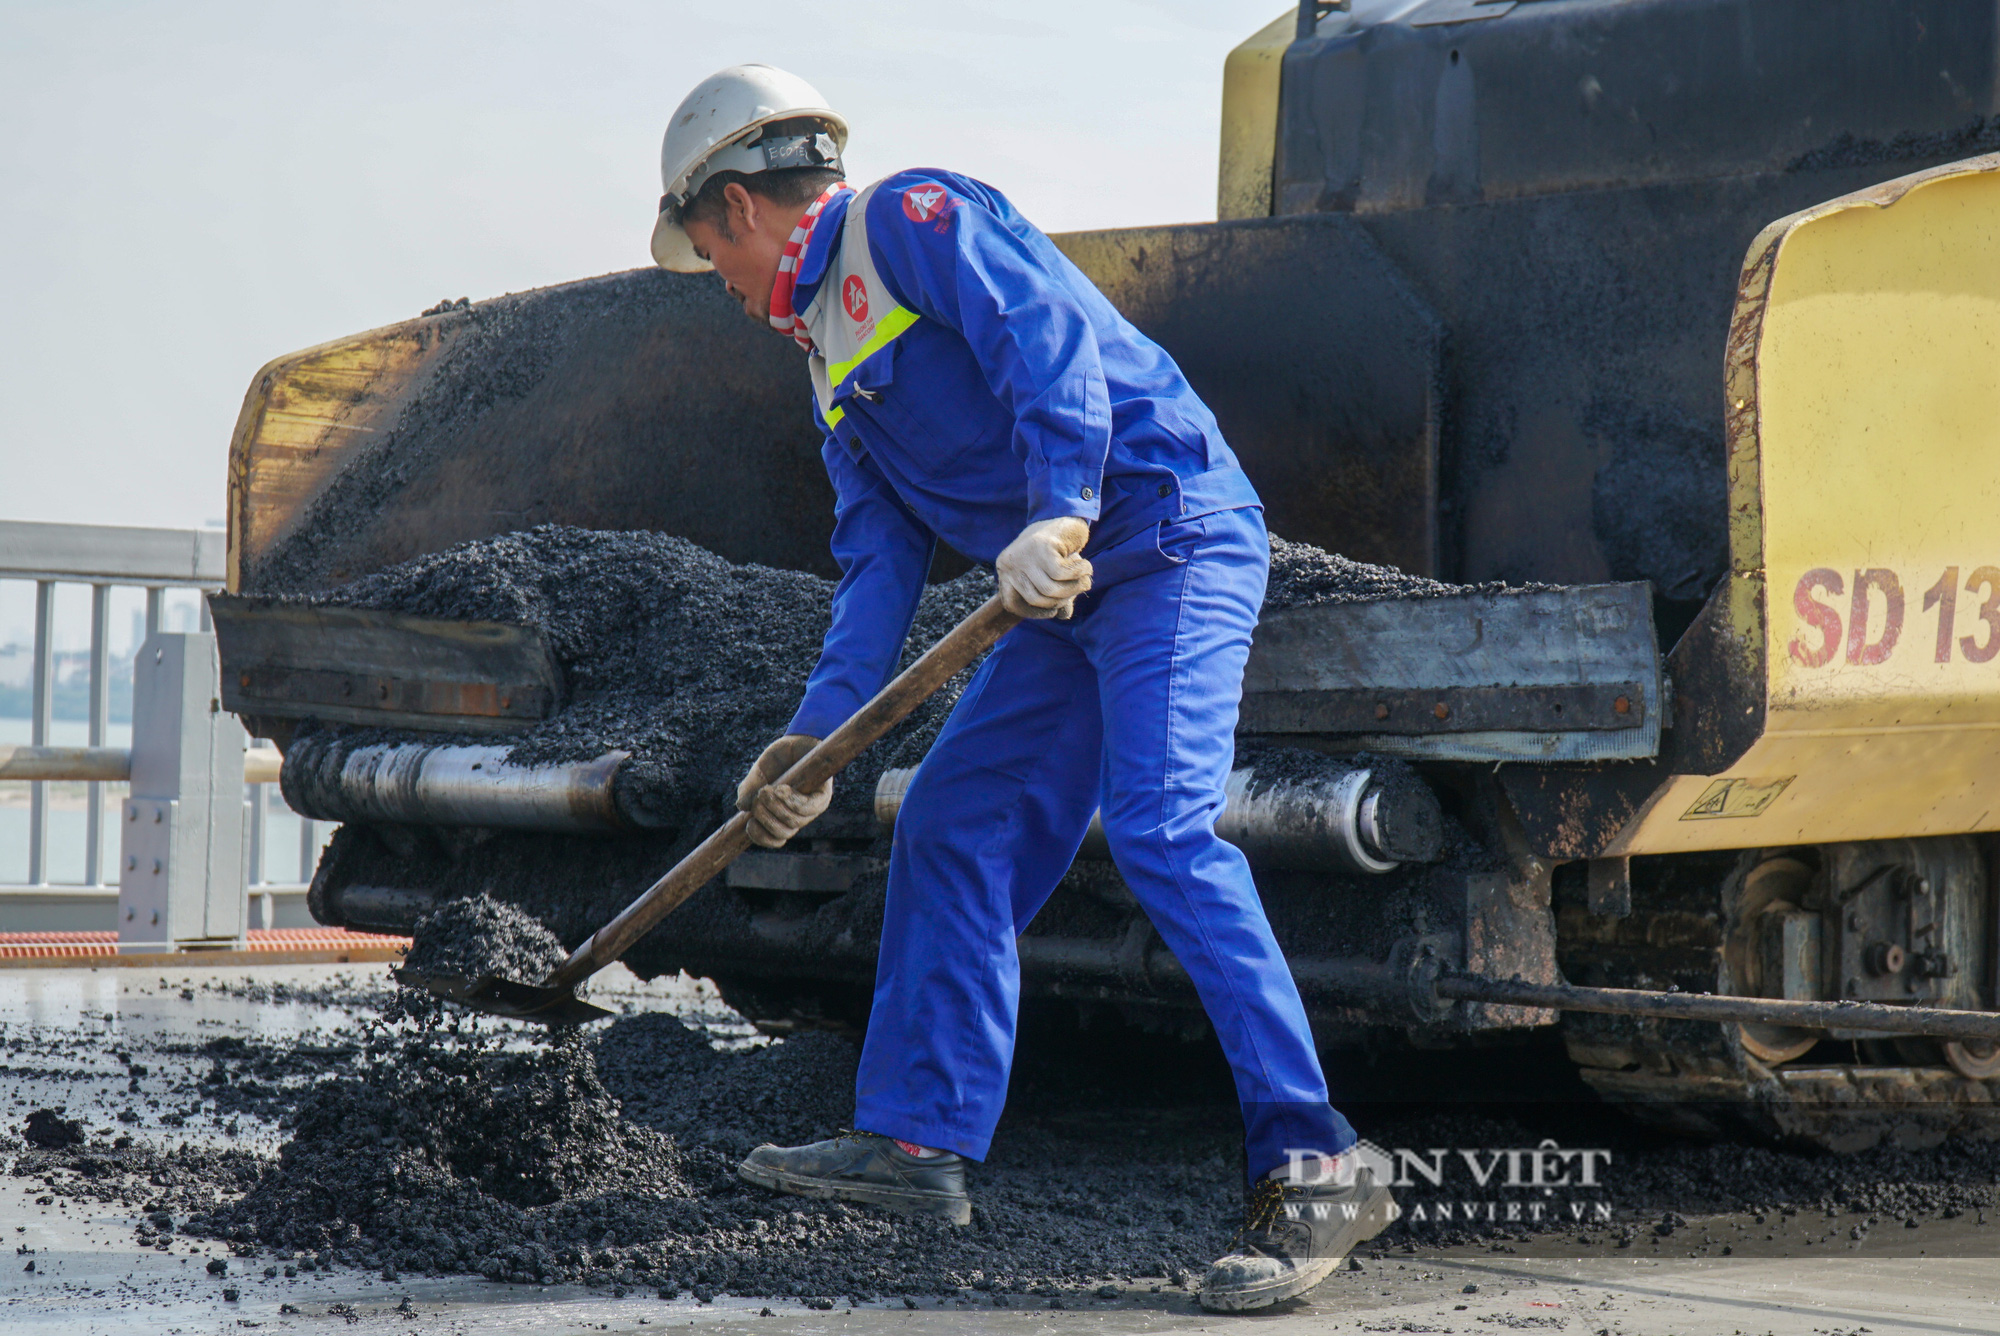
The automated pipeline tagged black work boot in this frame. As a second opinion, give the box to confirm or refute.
[737,1132,971,1226]
[1198,1168,1397,1312]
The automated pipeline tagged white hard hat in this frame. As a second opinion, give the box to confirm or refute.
[650,64,848,273]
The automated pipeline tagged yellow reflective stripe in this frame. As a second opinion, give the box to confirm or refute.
[823,404,845,429]
[826,305,921,393]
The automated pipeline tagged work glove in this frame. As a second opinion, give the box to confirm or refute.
[735,733,832,849]
[995,516,1093,620]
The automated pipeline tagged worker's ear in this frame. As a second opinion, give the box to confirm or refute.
[722,180,761,238]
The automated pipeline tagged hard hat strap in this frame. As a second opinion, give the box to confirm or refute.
[758,130,842,172]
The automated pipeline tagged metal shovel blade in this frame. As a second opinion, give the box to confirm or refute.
[392,967,616,1026]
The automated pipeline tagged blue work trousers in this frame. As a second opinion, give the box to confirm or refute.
[853,505,1356,1179]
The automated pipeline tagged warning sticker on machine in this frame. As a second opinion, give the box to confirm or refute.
[1681,776,1794,821]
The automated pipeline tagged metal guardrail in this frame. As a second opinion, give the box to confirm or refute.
[1,518,224,888]
[0,519,226,585]
[0,746,283,783]
[0,520,327,943]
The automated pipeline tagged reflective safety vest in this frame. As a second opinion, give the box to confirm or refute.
[798,180,920,429]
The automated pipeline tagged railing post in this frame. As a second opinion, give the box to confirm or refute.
[250,797,271,929]
[85,582,110,886]
[28,580,54,886]
[247,779,265,887]
[246,747,273,928]
[118,632,248,948]
[299,815,317,883]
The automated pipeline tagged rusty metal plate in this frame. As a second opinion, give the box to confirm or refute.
[1242,582,1662,761]
[210,595,561,735]
[234,665,552,722]
[1240,681,1645,735]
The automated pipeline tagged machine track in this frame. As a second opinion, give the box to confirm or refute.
[1558,841,2000,1153]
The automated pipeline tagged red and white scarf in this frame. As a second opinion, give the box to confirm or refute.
[768,182,854,353]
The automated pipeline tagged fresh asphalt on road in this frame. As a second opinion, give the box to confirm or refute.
[1,963,1992,1335]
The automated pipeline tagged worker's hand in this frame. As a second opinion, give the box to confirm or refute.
[736,733,832,848]
[995,517,1093,620]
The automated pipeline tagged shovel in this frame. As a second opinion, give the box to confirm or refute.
[395,595,1020,1024]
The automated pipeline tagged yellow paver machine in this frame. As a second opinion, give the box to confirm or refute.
[215,0,2000,1149]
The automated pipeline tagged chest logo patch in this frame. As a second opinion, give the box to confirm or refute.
[902,183,952,224]
[842,274,869,322]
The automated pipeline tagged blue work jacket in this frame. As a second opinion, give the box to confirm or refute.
[785,169,1259,739]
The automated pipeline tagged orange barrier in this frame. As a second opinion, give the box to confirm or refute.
[0,927,409,967]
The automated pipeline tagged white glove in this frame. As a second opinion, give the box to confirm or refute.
[735,733,832,849]
[995,516,1093,620]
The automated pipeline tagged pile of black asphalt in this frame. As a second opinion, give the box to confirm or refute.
[9,897,1246,1300]
[283,525,987,968]
[281,525,990,835]
[12,957,2000,1306]
[1263,536,1492,607]
[7,906,1999,1298]
[397,892,580,987]
[284,525,1500,833]
[283,525,1515,974]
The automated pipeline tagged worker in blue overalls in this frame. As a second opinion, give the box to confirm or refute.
[651,66,1394,1311]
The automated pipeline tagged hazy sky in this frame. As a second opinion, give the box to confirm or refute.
[0,1,1288,533]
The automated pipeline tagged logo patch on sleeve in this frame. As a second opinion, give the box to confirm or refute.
[901,182,953,224]
[841,274,869,322]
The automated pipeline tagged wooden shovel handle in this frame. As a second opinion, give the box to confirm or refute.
[544,595,1018,991]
